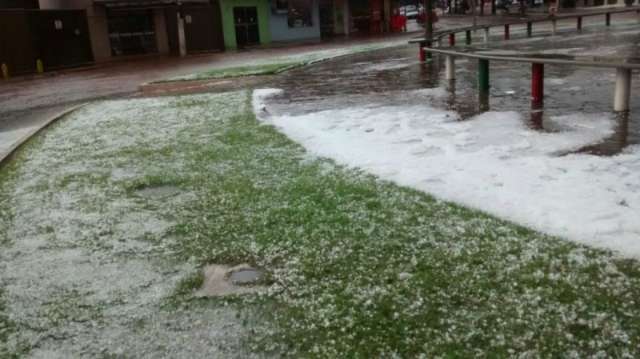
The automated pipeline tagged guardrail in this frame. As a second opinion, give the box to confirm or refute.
[409,7,640,112]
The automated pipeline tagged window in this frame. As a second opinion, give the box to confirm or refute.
[288,0,313,28]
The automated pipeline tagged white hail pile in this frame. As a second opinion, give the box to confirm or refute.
[254,88,640,256]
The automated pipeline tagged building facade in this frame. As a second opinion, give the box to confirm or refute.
[38,0,223,61]
[1,0,399,76]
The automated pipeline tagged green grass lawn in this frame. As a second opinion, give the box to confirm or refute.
[1,91,640,357]
[173,61,303,81]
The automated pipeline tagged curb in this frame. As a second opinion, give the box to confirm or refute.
[0,104,87,167]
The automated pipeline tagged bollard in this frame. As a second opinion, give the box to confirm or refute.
[527,22,532,37]
[504,24,510,40]
[484,27,490,43]
[1,63,8,80]
[552,19,557,35]
[606,12,611,26]
[479,91,490,112]
[577,16,582,31]
[466,30,472,45]
[614,68,632,112]
[531,63,544,105]
[530,107,544,130]
[478,59,490,92]
[36,59,44,74]
[419,45,426,62]
[445,55,455,80]
[449,33,456,46]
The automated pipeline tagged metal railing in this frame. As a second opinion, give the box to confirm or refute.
[409,7,640,111]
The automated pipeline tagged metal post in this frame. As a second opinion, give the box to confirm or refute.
[577,16,582,31]
[484,27,490,43]
[466,30,472,45]
[478,59,490,92]
[1,63,8,80]
[530,108,544,130]
[551,19,557,35]
[531,63,544,105]
[177,12,187,57]
[449,33,456,46]
[527,21,532,37]
[419,44,426,62]
[446,55,456,80]
[606,12,611,26]
[504,24,510,40]
[479,91,490,112]
[614,68,632,112]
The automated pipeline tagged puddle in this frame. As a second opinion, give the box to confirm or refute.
[229,268,263,285]
[136,185,181,199]
[266,26,640,156]
[196,264,265,297]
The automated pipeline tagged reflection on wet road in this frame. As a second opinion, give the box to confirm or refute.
[268,23,640,155]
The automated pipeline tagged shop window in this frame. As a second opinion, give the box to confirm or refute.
[288,0,313,28]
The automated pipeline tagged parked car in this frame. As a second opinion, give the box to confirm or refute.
[400,5,419,19]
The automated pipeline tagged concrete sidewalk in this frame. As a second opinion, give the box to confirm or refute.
[0,105,85,165]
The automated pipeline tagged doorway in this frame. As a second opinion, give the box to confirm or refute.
[233,6,259,47]
[319,0,335,38]
[182,4,225,53]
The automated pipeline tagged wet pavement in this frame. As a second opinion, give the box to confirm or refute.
[0,33,420,162]
[267,21,640,155]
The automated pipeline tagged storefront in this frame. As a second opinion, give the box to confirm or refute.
[219,0,271,49]
[37,0,222,61]
[106,8,158,56]
[268,0,321,43]
[96,0,223,58]
[348,0,385,34]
